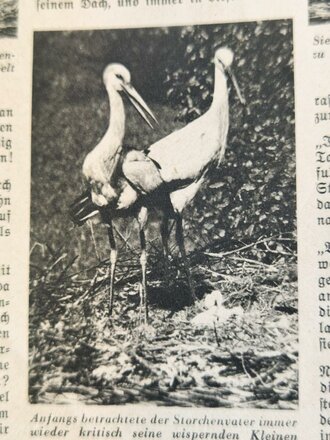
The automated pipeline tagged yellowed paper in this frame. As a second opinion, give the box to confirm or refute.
[0,0,329,439]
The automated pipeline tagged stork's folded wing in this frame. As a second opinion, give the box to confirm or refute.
[122,150,164,195]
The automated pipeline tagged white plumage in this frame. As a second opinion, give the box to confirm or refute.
[82,64,157,209]
[119,47,245,307]
[71,47,245,320]
[123,47,245,213]
[70,63,157,317]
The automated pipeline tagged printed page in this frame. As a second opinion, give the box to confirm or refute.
[0,0,328,439]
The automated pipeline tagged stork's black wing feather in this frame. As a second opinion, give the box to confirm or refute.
[69,190,99,226]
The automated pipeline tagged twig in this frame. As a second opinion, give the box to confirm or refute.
[228,256,274,268]
[113,225,135,252]
[61,258,108,281]
[129,349,155,373]
[29,361,53,371]
[205,237,270,258]
[44,254,68,276]
[31,384,99,397]
[204,236,296,259]
[30,241,47,257]
[264,241,295,257]
[202,266,240,282]
[56,255,79,282]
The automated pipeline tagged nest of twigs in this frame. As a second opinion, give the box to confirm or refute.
[29,235,298,408]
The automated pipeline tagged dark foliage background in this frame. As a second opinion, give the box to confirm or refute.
[32,20,295,261]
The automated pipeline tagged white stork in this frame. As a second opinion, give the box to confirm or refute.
[71,47,245,320]
[81,63,157,210]
[70,63,157,315]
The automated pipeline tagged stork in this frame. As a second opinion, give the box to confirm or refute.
[70,47,245,319]
[81,63,157,211]
[70,63,157,316]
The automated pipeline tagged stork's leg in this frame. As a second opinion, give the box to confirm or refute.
[107,222,117,315]
[160,214,171,286]
[175,215,197,302]
[139,228,148,323]
[138,207,148,323]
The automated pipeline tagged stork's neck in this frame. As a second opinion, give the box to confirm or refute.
[210,67,229,114]
[104,86,126,146]
[209,67,230,149]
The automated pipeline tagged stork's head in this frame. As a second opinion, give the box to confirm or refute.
[214,47,246,105]
[103,64,131,92]
[103,63,158,128]
[214,47,234,72]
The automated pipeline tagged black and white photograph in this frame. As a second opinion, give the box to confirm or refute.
[309,0,330,24]
[0,0,18,38]
[29,20,297,408]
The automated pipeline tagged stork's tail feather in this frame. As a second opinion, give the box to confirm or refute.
[69,190,99,226]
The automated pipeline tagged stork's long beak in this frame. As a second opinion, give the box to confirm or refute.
[226,67,246,106]
[123,84,158,129]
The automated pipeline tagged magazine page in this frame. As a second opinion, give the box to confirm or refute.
[0,0,328,438]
